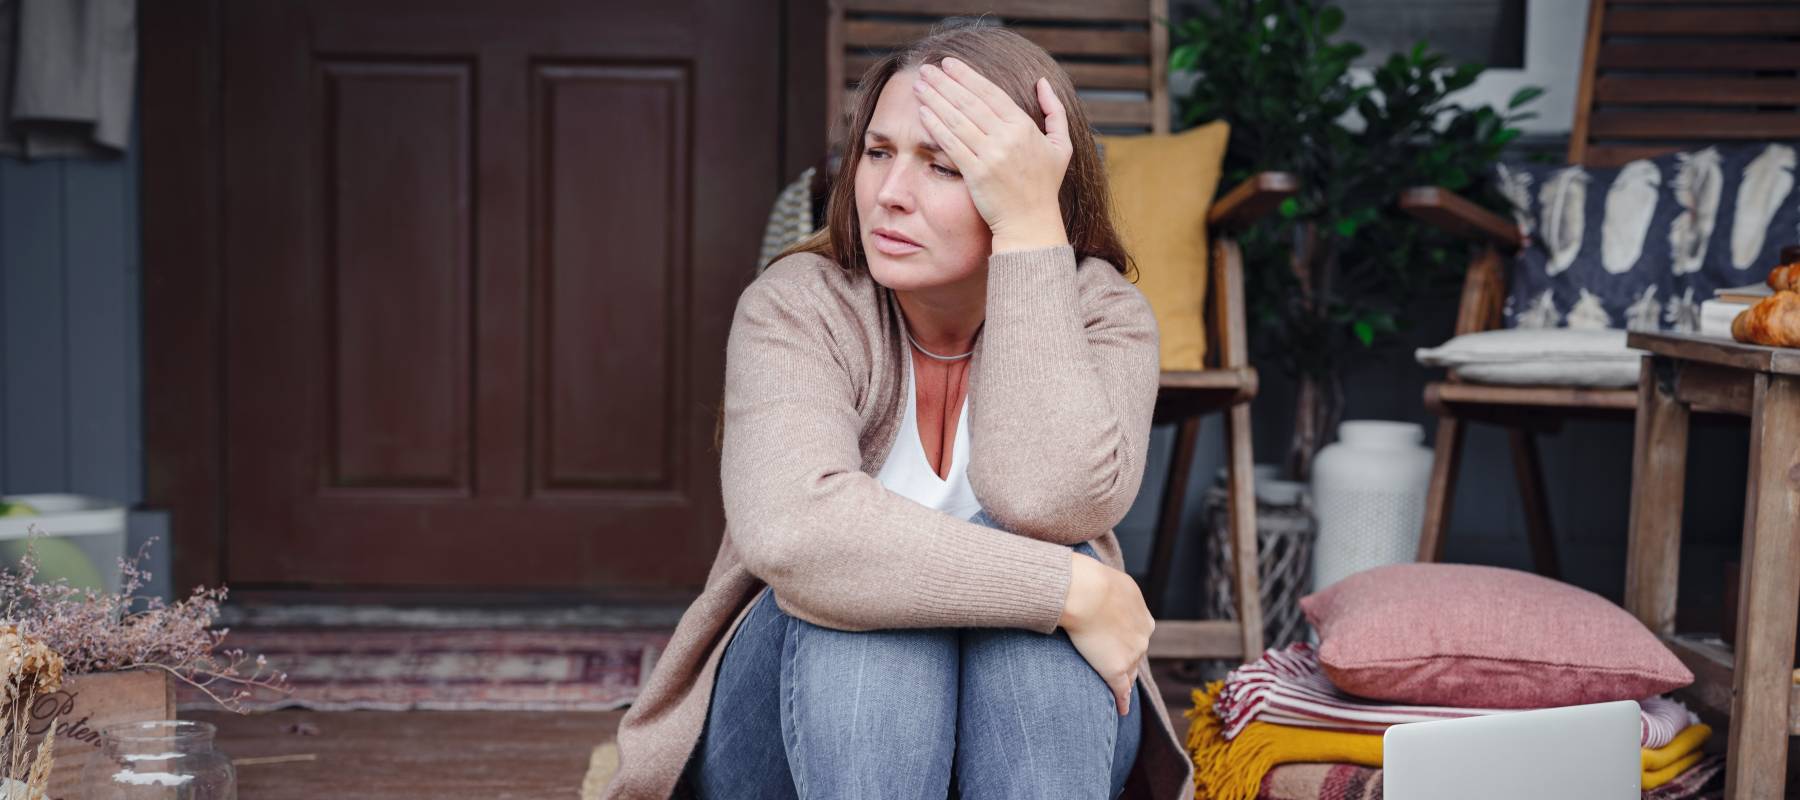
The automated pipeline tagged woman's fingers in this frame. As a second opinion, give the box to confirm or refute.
[1128,671,1139,713]
[914,80,987,164]
[1036,77,1071,150]
[935,57,1031,130]
[1111,673,1132,716]
[919,61,1004,135]
[917,106,979,170]
[910,58,1071,240]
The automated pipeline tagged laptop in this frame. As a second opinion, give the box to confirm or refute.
[1383,700,1642,800]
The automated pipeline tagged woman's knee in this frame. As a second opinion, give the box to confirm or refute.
[960,625,1114,719]
[781,615,960,719]
[780,617,959,796]
[956,627,1137,798]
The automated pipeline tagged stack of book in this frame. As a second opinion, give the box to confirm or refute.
[1700,281,1773,339]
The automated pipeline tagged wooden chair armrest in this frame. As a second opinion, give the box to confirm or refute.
[1207,172,1298,231]
[1452,246,1509,335]
[1399,186,1522,253]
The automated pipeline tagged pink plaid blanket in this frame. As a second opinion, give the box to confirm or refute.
[1218,643,1696,749]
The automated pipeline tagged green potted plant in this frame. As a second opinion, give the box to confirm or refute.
[1169,0,1541,481]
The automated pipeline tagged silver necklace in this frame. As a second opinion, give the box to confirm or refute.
[902,321,978,361]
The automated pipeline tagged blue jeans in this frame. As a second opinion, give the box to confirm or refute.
[684,511,1142,799]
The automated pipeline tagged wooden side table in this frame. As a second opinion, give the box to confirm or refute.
[1624,331,1800,799]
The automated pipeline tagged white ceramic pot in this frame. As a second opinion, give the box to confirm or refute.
[1309,421,1434,592]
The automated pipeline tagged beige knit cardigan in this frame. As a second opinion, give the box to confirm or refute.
[603,244,1194,799]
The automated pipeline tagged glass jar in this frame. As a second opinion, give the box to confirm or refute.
[81,720,237,800]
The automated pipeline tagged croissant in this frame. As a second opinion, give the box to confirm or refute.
[1733,290,1800,348]
[1769,261,1800,292]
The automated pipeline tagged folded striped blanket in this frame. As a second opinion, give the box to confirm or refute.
[1254,754,1724,800]
[1218,643,1697,748]
[1187,680,1710,800]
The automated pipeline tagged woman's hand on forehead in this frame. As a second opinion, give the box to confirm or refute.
[912,56,1072,254]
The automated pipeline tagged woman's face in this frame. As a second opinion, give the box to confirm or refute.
[855,69,992,293]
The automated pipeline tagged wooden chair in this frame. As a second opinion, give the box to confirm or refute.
[826,0,1297,663]
[1405,0,1800,577]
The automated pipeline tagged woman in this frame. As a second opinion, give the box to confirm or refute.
[605,24,1191,799]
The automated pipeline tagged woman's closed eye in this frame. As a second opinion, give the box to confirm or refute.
[864,147,960,179]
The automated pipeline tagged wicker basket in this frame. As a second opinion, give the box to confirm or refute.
[1200,483,1318,652]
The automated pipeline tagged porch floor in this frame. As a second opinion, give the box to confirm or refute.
[188,708,625,799]
[188,664,1206,797]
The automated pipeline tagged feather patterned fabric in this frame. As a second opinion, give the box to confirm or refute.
[1601,160,1660,274]
[1496,163,1534,237]
[1538,166,1589,275]
[1566,289,1612,329]
[1663,287,1703,333]
[1669,147,1723,276]
[1730,144,1796,269]
[1498,142,1794,332]
[1515,289,1562,329]
[1625,286,1662,332]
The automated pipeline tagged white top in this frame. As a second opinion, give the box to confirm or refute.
[874,351,981,521]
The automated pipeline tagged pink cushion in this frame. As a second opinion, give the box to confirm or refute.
[1299,563,1693,709]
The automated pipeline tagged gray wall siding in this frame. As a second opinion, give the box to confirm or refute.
[0,145,165,600]
[0,151,142,505]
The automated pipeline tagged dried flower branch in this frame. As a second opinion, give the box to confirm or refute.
[0,529,289,713]
[0,623,62,799]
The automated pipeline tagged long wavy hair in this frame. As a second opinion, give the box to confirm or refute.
[776,21,1133,277]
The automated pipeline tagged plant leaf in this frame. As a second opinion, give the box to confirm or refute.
[1170,44,1199,72]
[1508,86,1545,109]
[1317,5,1345,35]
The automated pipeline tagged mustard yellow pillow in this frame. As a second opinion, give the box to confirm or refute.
[1099,121,1230,371]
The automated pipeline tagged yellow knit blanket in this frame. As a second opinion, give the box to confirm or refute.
[1185,682,1712,800]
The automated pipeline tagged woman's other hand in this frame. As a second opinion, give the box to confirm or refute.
[1059,552,1154,715]
[912,56,1071,254]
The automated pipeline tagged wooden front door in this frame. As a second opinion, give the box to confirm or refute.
[166,0,776,597]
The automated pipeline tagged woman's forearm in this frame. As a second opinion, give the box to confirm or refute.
[967,245,1160,545]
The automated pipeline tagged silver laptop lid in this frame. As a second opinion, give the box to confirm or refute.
[1383,700,1642,800]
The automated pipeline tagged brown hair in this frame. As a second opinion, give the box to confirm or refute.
[776,21,1133,278]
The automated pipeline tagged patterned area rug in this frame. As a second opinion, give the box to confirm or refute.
[177,628,670,713]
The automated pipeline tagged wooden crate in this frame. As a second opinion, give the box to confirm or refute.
[28,669,177,800]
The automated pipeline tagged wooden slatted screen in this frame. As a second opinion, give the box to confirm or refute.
[1572,0,1800,168]
[826,0,1166,144]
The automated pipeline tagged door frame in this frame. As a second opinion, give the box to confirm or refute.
[142,0,829,601]
[143,0,228,596]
